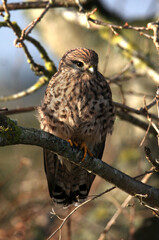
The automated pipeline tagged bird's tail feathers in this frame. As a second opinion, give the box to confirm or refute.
[44,149,95,206]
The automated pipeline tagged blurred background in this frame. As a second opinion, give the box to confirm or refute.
[0,0,159,239]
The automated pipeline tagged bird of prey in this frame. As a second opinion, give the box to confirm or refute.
[38,48,115,206]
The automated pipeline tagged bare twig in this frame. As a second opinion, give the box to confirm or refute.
[123,90,154,99]
[86,11,159,83]
[1,9,49,75]
[50,208,64,221]
[88,17,152,38]
[0,1,85,12]
[0,10,56,100]
[114,101,157,120]
[0,114,158,239]
[156,86,159,147]
[145,146,159,172]
[147,116,159,134]
[48,187,115,240]
[0,106,36,115]
[139,121,151,147]
[144,98,156,110]
[16,1,51,44]
[147,21,159,54]
[48,168,154,240]
[2,0,10,19]
[116,110,156,136]
[109,61,133,82]
[98,195,133,240]
[1,3,56,101]
[102,36,112,75]
[98,168,153,240]
[1,0,18,35]
[139,96,152,146]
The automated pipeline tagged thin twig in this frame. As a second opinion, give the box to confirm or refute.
[139,96,152,146]
[109,61,133,82]
[0,106,36,115]
[2,0,19,36]
[1,5,48,75]
[102,36,112,75]
[97,168,153,240]
[145,146,159,172]
[147,21,159,54]
[156,86,159,147]
[114,101,157,120]
[17,1,51,43]
[47,187,115,240]
[1,17,56,100]
[116,110,156,136]
[86,10,159,84]
[88,17,152,38]
[139,121,151,147]
[123,90,154,99]
[2,0,10,19]
[145,98,156,110]
[48,169,154,240]
[147,116,159,134]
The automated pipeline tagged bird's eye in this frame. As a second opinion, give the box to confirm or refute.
[72,60,84,68]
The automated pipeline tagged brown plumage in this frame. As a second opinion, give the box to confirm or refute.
[38,48,115,206]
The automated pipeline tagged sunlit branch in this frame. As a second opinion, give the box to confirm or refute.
[0,76,48,102]
[0,114,159,210]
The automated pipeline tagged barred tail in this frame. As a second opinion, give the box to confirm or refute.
[43,149,95,206]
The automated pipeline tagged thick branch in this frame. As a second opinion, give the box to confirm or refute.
[0,0,86,12]
[0,114,159,209]
[116,110,157,135]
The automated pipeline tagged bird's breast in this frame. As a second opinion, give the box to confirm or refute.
[45,75,113,145]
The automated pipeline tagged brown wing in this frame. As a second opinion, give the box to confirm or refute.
[43,133,106,206]
[43,148,96,205]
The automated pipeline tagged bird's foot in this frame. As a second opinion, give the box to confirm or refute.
[80,142,93,162]
[67,139,78,147]
[67,139,93,161]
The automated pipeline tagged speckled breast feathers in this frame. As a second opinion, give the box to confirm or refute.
[38,48,115,205]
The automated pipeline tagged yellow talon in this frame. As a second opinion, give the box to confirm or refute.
[67,139,78,147]
[67,139,73,147]
[67,140,93,162]
[80,142,93,162]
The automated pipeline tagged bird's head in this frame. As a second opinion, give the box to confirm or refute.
[59,48,99,77]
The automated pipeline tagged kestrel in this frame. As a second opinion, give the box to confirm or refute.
[38,48,115,206]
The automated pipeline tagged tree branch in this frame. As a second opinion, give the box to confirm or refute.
[0,114,159,209]
[0,76,49,102]
[116,110,157,136]
[0,0,86,12]
[0,11,56,101]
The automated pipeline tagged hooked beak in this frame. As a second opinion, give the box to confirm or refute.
[88,65,94,73]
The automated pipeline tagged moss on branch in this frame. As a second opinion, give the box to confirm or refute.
[0,114,159,209]
[0,114,22,145]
